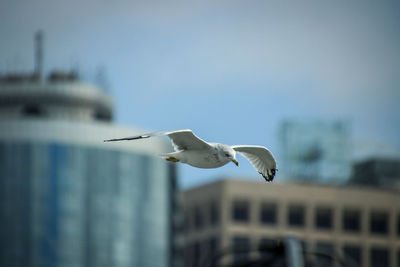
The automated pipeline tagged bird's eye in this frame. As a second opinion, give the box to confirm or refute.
[225,153,230,157]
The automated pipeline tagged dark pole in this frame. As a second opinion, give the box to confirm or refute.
[35,30,43,80]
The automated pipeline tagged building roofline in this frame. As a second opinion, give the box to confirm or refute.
[184,177,400,196]
[0,119,172,155]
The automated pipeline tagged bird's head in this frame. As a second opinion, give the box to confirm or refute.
[221,146,238,166]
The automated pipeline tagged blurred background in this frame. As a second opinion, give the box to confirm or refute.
[0,0,399,267]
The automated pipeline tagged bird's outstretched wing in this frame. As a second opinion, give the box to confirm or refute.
[232,145,277,182]
[104,129,211,151]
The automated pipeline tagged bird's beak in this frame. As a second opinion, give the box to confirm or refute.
[232,159,239,166]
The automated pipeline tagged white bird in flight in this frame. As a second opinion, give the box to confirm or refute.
[104,129,277,182]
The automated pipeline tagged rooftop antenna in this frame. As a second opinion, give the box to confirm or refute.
[34,30,43,80]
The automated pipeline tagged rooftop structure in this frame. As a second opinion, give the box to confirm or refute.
[0,71,113,122]
[350,158,400,189]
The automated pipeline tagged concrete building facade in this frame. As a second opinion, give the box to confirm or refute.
[183,179,400,267]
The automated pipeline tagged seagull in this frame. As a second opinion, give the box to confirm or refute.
[104,129,277,182]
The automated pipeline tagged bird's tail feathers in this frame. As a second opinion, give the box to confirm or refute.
[159,152,181,163]
[158,152,181,159]
[158,153,171,159]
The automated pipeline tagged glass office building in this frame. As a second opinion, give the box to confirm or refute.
[0,73,179,267]
[279,119,352,184]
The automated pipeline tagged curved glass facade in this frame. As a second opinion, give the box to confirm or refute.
[0,140,172,267]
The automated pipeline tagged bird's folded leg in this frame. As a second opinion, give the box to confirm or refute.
[166,157,180,162]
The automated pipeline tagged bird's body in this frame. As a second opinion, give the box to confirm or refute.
[162,143,232,169]
[104,129,277,182]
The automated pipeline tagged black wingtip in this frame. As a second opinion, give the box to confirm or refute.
[261,169,277,182]
[104,139,121,142]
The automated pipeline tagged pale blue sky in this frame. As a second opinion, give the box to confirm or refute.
[1,0,399,188]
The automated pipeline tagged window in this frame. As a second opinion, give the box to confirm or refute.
[397,214,400,236]
[232,200,249,222]
[260,202,277,225]
[315,207,333,230]
[343,209,361,232]
[208,237,218,257]
[22,105,44,117]
[232,236,250,263]
[370,211,388,235]
[193,242,201,267]
[259,238,278,259]
[259,237,277,248]
[209,202,219,225]
[343,244,362,266]
[184,243,193,267]
[184,241,206,267]
[288,204,305,227]
[184,212,191,233]
[397,250,400,267]
[315,242,334,267]
[300,240,308,251]
[370,247,389,267]
[194,206,203,230]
